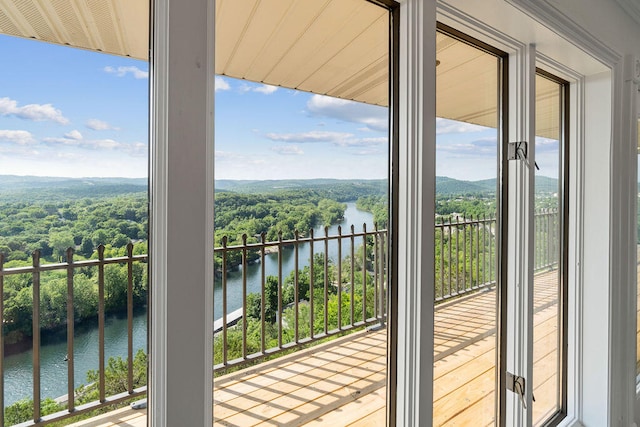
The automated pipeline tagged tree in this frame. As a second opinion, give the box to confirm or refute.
[80,236,94,257]
[49,231,74,261]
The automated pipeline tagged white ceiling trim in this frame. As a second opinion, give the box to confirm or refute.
[506,0,622,67]
[615,0,640,27]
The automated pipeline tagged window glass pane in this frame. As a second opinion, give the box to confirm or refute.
[532,73,564,425]
[434,30,501,426]
[0,34,149,423]
[212,0,391,424]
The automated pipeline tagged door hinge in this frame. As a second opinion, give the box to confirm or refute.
[507,141,527,161]
[506,371,535,410]
[507,141,540,170]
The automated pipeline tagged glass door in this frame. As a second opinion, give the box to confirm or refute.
[532,70,568,426]
[433,25,507,426]
[433,26,569,427]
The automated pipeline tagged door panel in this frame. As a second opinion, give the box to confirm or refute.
[434,27,506,426]
[532,70,568,426]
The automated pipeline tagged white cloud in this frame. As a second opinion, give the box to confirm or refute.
[64,130,83,140]
[0,129,36,145]
[264,130,386,148]
[334,136,387,147]
[86,118,117,131]
[436,118,487,134]
[306,94,388,132]
[254,84,278,95]
[535,136,559,152]
[0,97,69,124]
[215,76,231,92]
[265,130,353,144]
[43,132,147,156]
[353,148,384,156]
[271,145,303,155]
[237,82,279,95]
[104,65,149,79]
[436,136,497,157]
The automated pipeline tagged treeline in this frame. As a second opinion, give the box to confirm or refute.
[0,193,148,263]
[215,179,387,201]
[355,195,388,228]
[215,190,346,241]
[435,195,496,218]
[214,190,346,270]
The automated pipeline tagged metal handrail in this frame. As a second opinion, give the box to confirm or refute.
[0,209,558,425]
[213,224,387,373]
[0,244,147,426]
[434,209,559,301]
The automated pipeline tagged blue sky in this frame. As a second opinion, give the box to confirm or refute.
[0,34,559,182]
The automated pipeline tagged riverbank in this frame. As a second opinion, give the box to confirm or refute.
[3,306,148,357]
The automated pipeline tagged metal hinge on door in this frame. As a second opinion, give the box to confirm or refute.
[507,141,540,170]
[506,371,535,410]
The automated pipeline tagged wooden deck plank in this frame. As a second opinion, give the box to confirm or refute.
[66,407,147,427]
[72,270,564,427]
[215,336,386,421]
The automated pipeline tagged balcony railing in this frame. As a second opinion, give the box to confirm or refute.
[0,209,559,426]
[434,210,559,302]
[0,245,147,426]
[214,225,387,373]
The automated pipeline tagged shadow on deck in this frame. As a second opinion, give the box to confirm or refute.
[69,270,561,426]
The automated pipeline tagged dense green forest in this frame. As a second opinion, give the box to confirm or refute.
[0,177,393,346]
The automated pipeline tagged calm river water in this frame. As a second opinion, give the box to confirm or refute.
[4,202,375,406]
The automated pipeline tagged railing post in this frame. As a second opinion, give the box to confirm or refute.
[350,225,355,326]
[549,209,554,268]
[32,249,41,422]
[222,237,228,366]
[362,223,367,322]
[462,216,467,292]
[277,231,283,348]
[126,243,134,394]
[97,245,105,403]
[323,227,329,335]
[448,218,452,297]
[66,247,75,412]
[260,233,267,353]
[379,230,386,327]
[475,217,480,289]
[309,228,315,339]
[294,231,299,343]
[374,224,379,322]
[241,234,248,360]
[337,226,342,330]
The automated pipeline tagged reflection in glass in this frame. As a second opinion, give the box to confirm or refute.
[532,73,564,425]
[433,30,501,426]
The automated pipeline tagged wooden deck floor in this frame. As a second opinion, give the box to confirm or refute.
[71,270,561,427]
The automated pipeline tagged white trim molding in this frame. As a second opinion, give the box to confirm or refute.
[150,0,215,425]
[615,0,640,27]
[505,0,621,66]
[394,0,436,425]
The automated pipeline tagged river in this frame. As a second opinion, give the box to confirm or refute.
[4,202,374,406]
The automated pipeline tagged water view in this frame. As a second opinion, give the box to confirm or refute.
[4,202,375,406]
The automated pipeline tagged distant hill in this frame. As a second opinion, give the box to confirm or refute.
[436,176,491,195]
[0,174,570,202]
[0,175,148,202]
[436,175,561,196]
[215,178,386,192]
